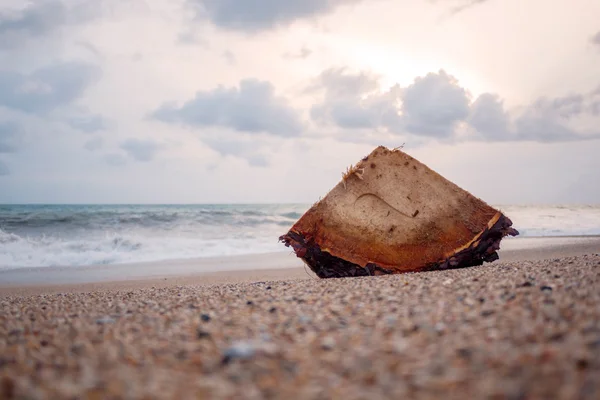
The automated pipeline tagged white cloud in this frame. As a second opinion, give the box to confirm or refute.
[152,79,304,136]
[186,0,364,32]
[120,138,164,162]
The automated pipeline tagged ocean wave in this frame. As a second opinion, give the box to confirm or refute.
[1,204,599,269]
[0,228,284,269]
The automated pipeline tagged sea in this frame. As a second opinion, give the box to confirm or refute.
[1,204,599,270]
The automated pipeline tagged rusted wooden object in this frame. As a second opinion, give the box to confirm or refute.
[280,146,518,278]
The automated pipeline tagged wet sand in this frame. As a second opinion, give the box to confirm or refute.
[1,239,599,399]
[1,236,599,296]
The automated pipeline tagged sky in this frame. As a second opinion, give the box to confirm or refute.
[0,0,599,205]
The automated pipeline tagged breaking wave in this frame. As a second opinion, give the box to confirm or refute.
[0,204,599,269]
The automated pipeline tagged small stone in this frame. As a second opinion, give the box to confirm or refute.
[392,337,408,353]
[222,341,257,363]
[266,286,272,290]
[443,279,453,286]
[481,310,495,317]
[384,315,397,326]
[540,285,553,292]
[269,307,277,313]
[96,316,115,324]
[196,328,211,339]
[200,313,211,322]
[457,348,472,358]
[321,336,336,350]
[246,300,254,306]
[519,281,533,288]
[1,376,15,399]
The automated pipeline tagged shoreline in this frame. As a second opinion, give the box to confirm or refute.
[1,235,600,297]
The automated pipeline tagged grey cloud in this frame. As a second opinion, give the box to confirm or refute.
[535,94,585,118]
[432,0,490,20]
[0,62,99,113]
[202,135,270,167]
[311,89,402,130]
[402,70,470,136]
[104,153,127,166]
[310,69,472,137]
[0,1,100,48]
[152,79,303,136]
[76,41,102,58]
[468,93,509,139]
[591,100,600,116]
[0,121,20,153]
[222,50,236,65]
[284,46,312,60]
[0,159,9,176]
[512,95,590,142]
[310,68,380,98]
[68,113,108,133]
[445,0,488,17]
[310,67,600,143]
[309,68,402,131]
[84,137,103,151]
[469,91,600,142]
[592,31,600,46]
[120,138,163,162]
[188,0,362,32]
[312,101,376,129]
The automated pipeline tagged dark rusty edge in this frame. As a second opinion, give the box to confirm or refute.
[279,214,518,279]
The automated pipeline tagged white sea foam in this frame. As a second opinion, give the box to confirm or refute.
[497,205,600,237]
[0,204,598,269]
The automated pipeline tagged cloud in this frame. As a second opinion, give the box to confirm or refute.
[0,0,100,49]
[513,95,589,142]
[469,91,600,142]
[402,70,471,137]
[84,137,103,151]
[283,46,312,60]
[0,62,100,113]
[0,159,9,176]
[120,138,164,162]
[309,68,380,98]
[0,121,20,153]
[431,0,490,20]
[222,50,236,65]
[68,113,108,133]
[592,31,600,47]
[309,69,469,137]
[468,93,508,139]
[309,67,600,143]
[187,0,363,32]
[152,79,304,136]
[202,135,271,167]
[309,68,402,132]
[104,153,127,166]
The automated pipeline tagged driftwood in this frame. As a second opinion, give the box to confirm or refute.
[280,146,518,278]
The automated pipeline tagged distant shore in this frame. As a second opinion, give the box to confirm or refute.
[1,235,600,297]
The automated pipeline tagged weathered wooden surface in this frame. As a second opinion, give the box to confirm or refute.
[280,146,518,278]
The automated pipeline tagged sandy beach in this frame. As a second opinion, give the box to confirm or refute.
[1,237,600,399]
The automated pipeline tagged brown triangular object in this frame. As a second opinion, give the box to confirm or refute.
[280,146,518,278]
